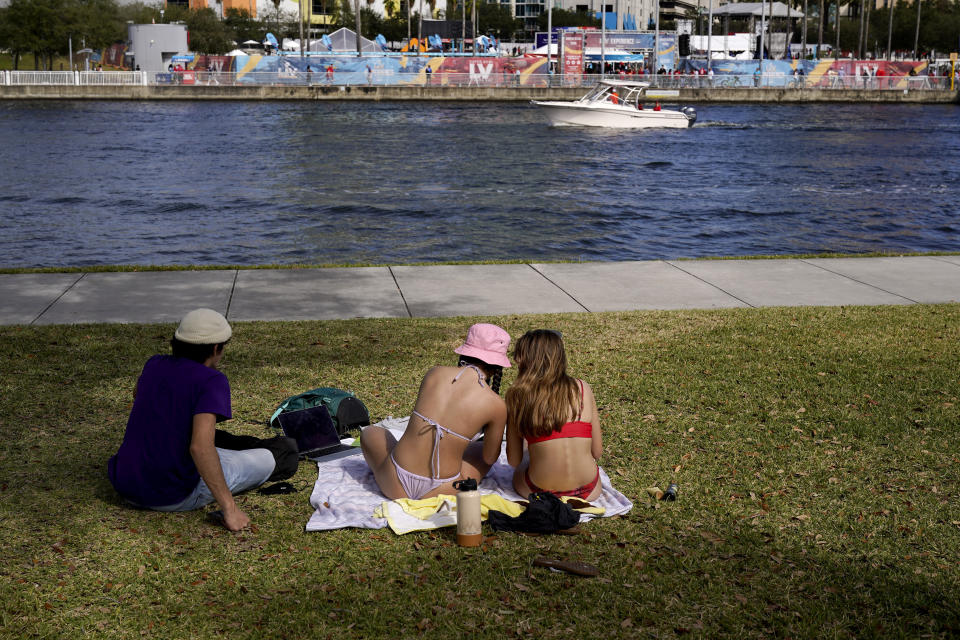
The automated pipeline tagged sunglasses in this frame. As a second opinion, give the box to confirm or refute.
[526,329,562,339]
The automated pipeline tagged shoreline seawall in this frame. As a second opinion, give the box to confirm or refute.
[1,84,957,103]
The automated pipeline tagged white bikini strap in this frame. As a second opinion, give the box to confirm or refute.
[452,364,486,387]
[412,409,472,480]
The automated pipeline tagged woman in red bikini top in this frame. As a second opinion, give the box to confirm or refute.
[505,330,603,501]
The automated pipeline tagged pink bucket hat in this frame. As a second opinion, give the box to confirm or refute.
[454,323,511,368]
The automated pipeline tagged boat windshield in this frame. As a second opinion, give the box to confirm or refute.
[579,85,608,102]
[581,83,646,106]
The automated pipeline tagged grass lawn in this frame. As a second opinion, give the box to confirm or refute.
[0,54,74,72]
[1,305,958,639]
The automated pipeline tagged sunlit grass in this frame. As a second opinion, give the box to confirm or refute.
[1,306,958,638]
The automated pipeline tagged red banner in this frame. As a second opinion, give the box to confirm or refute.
[561,32,584,79]
[193,55,233,72]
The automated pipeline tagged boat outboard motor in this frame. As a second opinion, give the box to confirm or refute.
[681,106,698,126]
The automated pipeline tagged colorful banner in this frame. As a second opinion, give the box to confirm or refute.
[101,43,127,70]
[676,58,936,88]
[561,32,584,79]
[231,54,548,86]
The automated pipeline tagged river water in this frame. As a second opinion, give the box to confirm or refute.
[1,100,957,267]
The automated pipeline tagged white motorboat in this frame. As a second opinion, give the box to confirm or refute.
[532,80,697,129]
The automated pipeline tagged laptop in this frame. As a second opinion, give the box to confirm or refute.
[276,405,359,460]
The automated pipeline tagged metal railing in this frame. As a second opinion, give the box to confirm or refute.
[6,71,76,86]
[78,71,145,86]
[3,70,149,86]
[657,73,953,90]
[0,69,953,91]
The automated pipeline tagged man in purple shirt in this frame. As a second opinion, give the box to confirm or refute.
[108,309,274,531]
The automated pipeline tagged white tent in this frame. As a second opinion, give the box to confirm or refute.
[532,43,636,58]
[710,2,805,18]
[691,34,754,54]
[310,27,382,53]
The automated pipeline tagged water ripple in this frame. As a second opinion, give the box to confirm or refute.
[0,101,958,267]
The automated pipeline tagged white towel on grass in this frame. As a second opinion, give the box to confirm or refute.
[305,416,633,532]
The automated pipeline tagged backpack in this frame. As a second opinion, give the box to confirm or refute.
[269,387,370,437]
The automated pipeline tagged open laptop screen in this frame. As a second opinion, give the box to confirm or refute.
[276,405,341,454]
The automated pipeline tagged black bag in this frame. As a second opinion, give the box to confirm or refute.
[214,430,299,482]
[487,492,581,533]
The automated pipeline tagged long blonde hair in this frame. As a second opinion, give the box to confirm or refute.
[506,330,579,439]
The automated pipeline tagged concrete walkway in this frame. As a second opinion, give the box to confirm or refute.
[2,256,959,327]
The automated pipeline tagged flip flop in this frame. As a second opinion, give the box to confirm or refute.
[532,556,599,577]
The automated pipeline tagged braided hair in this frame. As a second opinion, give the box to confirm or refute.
[457,355,503,395]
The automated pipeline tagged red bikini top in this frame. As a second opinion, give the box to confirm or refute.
[525,380,593,444]
[526,420,593,443]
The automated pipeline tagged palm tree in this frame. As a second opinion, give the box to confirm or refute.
[818,0,824,55]
[802,0,808,57]
[355,0,362,55]
[857,0,864,58]
[834,0,839,59]
[271,0,282,40]
[912,0,921,59]
[863,0,871,57]
[886,0,894,60]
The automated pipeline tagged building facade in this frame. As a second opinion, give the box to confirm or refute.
[126,23,190,72]
[166,0,258,17]
[513,0,694,34]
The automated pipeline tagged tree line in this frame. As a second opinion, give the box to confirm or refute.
[822,0,960,57]
[5,0,952,69]
[690,0,959,58]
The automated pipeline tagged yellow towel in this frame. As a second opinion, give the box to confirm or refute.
[374,494,524,520]
[374,493,605,534]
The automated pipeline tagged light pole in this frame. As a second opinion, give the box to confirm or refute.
[653,0,659,77]
[758,0,766,79]
[707,0,713,71]
[600,0,605,78]
[547,0,553,74]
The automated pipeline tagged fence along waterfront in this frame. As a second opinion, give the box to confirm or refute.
[0,70,954,91]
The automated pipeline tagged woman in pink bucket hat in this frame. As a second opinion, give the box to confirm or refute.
[361,324,511,500]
